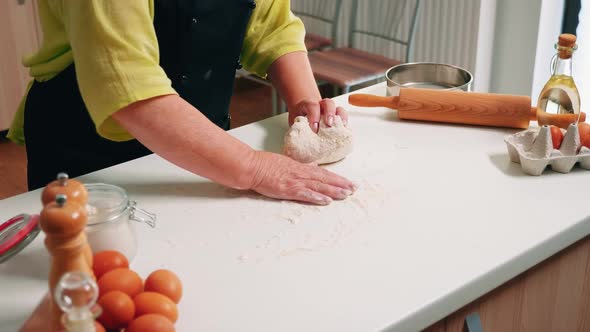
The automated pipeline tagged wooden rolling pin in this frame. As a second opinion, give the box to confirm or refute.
[349,89,585,129]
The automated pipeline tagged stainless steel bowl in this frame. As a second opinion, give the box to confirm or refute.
[386,62,473,96]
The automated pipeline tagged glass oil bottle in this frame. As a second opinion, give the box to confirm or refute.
[536,34,581,128]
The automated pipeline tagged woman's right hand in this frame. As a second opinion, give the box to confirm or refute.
[244,151,356,205]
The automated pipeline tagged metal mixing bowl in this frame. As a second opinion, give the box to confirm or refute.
[386,62,473,96]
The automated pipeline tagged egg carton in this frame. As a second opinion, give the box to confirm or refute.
[504,123,590,176]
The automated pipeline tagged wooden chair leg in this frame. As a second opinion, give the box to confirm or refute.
[279,100,287,114]
[271,87,279,115]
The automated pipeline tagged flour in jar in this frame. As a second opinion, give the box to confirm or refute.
[85,203,137,261]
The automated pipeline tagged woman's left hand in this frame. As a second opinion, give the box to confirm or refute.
[289,98,348,132]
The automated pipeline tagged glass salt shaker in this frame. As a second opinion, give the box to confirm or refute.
[54,271,101,332]
[85,183,156,261]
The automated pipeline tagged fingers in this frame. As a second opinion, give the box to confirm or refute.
[295,100,321,132]
[301,180,353,200]
[287,179,353,205]
[306,166,356,191]
[292,189,333,205]
[319,98,337,127]
[249,151,356,206]
[335,106,349,126]
[290,99,350,130]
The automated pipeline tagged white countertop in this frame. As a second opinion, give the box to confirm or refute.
[1,83,589,331]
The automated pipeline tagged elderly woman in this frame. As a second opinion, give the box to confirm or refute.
[9,0,355,205]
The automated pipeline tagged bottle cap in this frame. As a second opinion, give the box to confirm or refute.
[558,33,576,48]
[557,34,577,59]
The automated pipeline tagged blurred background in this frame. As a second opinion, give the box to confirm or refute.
[0,0,587,198]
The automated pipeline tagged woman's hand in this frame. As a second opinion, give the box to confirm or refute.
[245,151,356,205]
[114,95,354,206]
[267,52,349,132]
[289,98,348,132]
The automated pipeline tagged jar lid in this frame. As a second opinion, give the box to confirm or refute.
[0,214,40,263]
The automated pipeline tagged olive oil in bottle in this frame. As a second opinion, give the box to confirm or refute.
[536,34,581,128]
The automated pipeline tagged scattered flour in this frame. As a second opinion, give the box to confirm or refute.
[236,179,391,263]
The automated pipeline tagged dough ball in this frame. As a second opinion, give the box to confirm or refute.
[283,116,353,164]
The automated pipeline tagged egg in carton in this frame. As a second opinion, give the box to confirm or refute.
[504,123,590,175]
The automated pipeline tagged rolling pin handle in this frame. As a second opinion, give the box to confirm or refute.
[348,94,400,109]
[531,107,587,124]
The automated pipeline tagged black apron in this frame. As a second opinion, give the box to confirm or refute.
[24,0,256,190]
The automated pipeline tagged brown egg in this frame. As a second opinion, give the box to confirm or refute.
[126,314,176,332]
[579,122,590,145]
[134,292,178,323]
[98,268,143,298]
[97,291,135,329]
[93,250,129,279]
[549,125,564,149]
[144,269,183,303]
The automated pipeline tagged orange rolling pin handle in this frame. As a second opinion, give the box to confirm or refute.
[530,107,587,127]
[348,94,400,109]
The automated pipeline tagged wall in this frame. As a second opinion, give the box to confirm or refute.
[575,1,588,112]
[473,0,497,92]
[0,0,41,131]
[489,0,544,96]
[531,0,565,104]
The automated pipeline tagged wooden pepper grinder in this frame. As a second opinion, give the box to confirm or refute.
[41,173,93,268]
[40,194,94,332]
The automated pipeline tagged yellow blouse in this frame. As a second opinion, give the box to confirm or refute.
[8,0,305,143]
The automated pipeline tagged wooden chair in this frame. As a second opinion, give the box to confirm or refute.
[236,0,344,115]
[308,0,422,94]
[292,0,344,52]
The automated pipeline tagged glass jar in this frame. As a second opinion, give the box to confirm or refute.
[85,184,155,261]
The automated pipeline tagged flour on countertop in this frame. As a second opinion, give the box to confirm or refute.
[237,179,391,263]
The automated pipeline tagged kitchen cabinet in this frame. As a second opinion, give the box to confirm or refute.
[424,235,590,332]
[0,0,41,132]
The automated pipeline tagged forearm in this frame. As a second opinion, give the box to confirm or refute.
[112,94,255,189]
[267,51,321,108]
[267,51,347,129]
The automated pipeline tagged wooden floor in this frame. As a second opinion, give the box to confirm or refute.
[0,78,278,200]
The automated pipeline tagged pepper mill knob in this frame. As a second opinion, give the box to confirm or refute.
[42,172,88,207]
[56,194,67,206]
[54,272,100,332]
[40,195,87,237]
[57,173,69,185]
